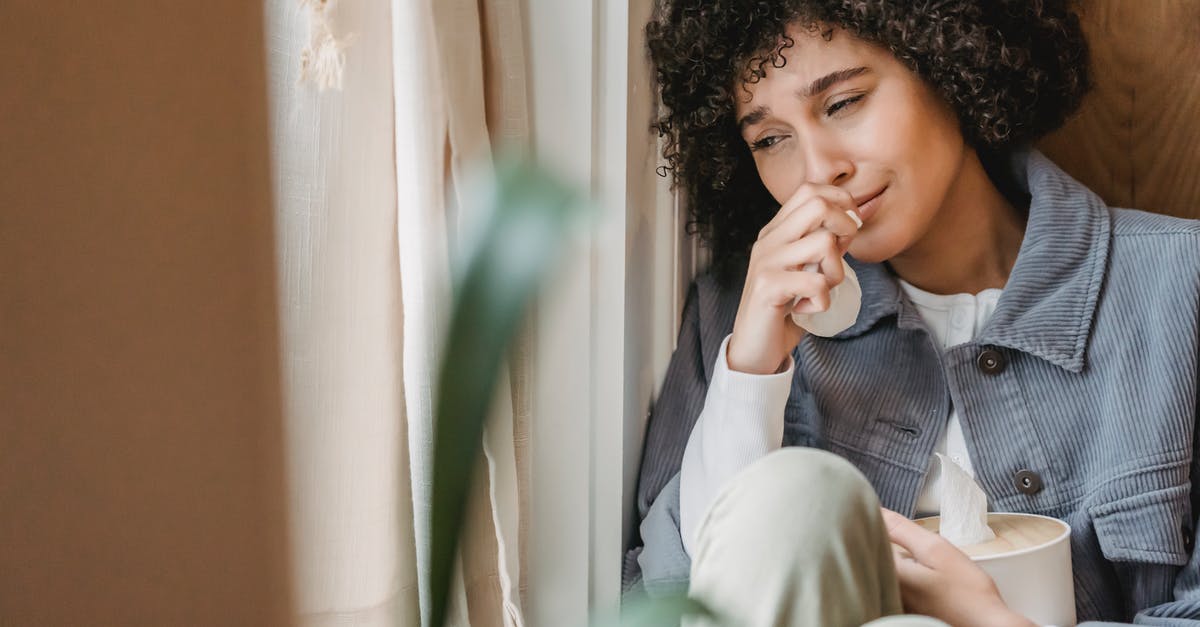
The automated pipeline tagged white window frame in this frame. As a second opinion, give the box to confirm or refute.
[525,0,701,624]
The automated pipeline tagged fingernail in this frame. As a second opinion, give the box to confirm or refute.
[845,208,863,228]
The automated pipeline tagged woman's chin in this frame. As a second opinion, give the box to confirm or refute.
[846,239,898,265]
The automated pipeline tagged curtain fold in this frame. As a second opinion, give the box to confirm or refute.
[400,0,530,625]
[266,0,412,625]
[268,0,531,624]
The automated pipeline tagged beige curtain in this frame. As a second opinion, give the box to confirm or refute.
[266,0,530,625]
[397,0,531,624]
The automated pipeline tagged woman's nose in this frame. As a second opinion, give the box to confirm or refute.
[803,141,854,187]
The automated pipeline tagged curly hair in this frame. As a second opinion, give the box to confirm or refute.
[647,0,1092,286]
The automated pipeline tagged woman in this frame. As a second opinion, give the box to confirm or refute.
[626,1,1200,626]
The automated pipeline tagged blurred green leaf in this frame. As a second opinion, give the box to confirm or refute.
[427,154,713,627]
[428,156,585,627]
[590,590,716,627]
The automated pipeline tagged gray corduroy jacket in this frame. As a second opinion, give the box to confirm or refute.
[625,148,1200,625]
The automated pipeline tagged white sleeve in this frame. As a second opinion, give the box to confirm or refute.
[679,333,794,557]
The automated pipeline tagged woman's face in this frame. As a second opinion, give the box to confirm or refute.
[734,24,967,263]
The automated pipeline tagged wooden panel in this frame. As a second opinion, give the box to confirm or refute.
[0,3,293,626]
[1037,0,1200,219]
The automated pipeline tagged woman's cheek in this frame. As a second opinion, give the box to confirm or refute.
[754,160,785,205]
[762,160,804,205]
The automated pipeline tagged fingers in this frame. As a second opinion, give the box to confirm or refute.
[740,182,862,345]
[768,231,845,284]
[730,186,859,376]
[882,509,965,570]
[778,182,856,225]
[748,267,828,311]
[758,183,859,243]
[789,264,834,315]
[884,509,1015,625]
[761,233,840,315]
[891,545,933,583]
[748,183,860,318]
[792,286,831,315]
[751,215,848,316]
[890,545,942,618]
[761,196,861,248]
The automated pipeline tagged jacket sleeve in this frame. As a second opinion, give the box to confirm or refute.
[634,281,710,524]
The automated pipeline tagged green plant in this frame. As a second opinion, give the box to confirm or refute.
[428,155,711,627]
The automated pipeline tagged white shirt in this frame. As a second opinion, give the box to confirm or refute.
[678,280,1003,557]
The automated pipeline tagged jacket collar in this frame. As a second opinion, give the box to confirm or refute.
[833,147,1110,373]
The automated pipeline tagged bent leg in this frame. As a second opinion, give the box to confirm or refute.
[683,447,906,627]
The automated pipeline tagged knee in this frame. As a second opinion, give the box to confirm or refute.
[716,448,879,528]
[739,447,869,491]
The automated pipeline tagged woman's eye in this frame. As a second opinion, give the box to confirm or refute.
[825,94,865,117]
[750,135,785,152]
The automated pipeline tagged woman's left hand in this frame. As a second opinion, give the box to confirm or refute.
[881,508,1037,627]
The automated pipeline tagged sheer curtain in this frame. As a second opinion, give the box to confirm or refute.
[266,0,529,625]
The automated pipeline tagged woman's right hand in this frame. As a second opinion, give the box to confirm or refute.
[726,183,862,375]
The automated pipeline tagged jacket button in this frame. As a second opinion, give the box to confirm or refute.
[1184,525,1194,553]
[977,348,1007,375]
[1014,470,1042,495]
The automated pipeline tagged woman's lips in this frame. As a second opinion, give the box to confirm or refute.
[855,186,887,224]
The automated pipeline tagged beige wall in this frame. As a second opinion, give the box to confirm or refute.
[0,3,293,625]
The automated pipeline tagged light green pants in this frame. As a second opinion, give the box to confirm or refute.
[683,448,948,627]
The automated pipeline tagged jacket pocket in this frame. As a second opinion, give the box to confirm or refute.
[1088,484,1191,566]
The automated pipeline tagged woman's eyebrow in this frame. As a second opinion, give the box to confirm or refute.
[736,66,871,133]
[799,66,870,99]
[737,107,770,133]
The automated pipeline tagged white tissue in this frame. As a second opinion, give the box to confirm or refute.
[932,453,995,546]
[790,257,862,337]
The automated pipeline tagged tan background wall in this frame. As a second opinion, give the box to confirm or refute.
[1039,0,1200,219]
[0,3,293,626]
